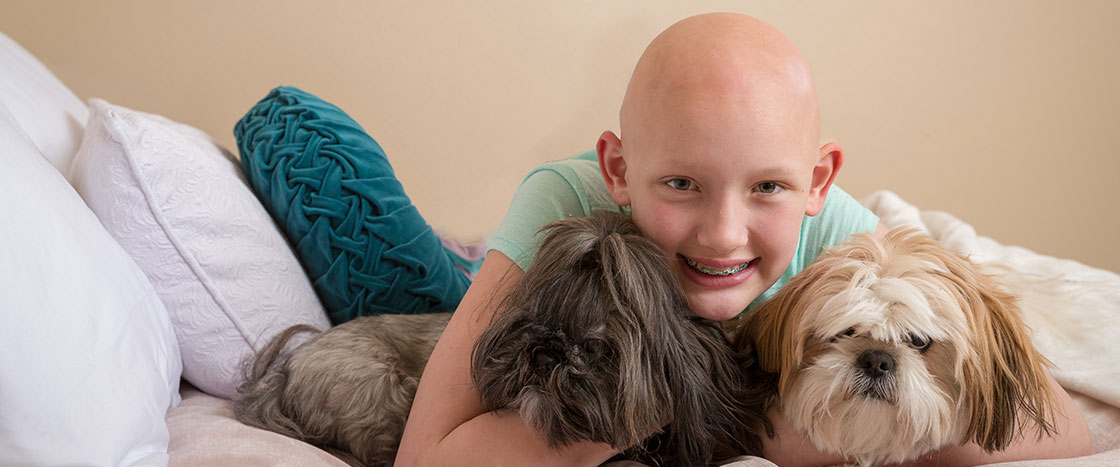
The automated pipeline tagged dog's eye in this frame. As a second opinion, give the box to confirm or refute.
[908,333,932,352]
[580,338,609,358]
[829,327,857,343]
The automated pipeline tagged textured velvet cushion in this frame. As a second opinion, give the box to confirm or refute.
[235,86,471,323]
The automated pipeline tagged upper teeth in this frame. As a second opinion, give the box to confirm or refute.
[685,258,751,276]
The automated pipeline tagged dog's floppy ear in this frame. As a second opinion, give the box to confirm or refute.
[738,256,833,394]
[671,319,771,459]
[654,320,737,463]
[591,212,681,448]
[594,212,754,462]
[926,241,1058,452]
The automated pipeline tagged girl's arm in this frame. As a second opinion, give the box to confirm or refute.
[761,372,1092,466]
[900,373,1092,466]
[395,250,619,466]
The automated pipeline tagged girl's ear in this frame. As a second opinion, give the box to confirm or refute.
[597,131,631,206]
[805,142,844,216]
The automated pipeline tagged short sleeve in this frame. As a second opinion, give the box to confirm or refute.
[795,186,880,271]
[489,169,587,271]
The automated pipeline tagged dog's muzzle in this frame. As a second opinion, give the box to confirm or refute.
[857,350,895,379]
[853,350,898,403]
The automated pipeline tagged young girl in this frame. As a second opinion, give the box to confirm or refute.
[395,12,1091,466]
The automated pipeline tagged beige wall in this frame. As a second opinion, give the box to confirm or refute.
[3,1,1117,273]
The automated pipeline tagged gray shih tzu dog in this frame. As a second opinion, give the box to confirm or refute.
[234,211,772,466]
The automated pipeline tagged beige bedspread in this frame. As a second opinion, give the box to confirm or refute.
[167,383,347,467]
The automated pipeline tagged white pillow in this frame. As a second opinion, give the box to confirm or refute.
[0,102,181,466]
[0,31,89,175]
[69,98,331,399]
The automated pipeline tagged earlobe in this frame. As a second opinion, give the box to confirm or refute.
[805,142,844,216]
[597,131,631,206]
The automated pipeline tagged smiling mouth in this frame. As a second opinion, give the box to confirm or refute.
[683,258,753,276]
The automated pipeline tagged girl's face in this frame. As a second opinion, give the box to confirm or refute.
[603,95,826,321]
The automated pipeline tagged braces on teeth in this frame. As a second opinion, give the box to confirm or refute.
[685,258,750,276]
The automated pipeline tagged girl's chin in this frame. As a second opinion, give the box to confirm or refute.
[686,294,754,321]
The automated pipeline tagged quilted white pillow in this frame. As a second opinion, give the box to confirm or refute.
[0,103,181,466]
[70,98,331,399]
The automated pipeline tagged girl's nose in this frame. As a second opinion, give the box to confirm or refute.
[695,198,748,254]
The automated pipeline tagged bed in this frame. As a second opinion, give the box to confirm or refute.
[2,30,1117,466]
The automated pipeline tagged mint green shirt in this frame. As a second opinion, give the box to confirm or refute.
[489,150,879,315]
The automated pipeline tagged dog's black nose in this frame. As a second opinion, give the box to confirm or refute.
[857,350,895,378]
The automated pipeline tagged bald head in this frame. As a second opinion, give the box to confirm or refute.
[620,13,821,161]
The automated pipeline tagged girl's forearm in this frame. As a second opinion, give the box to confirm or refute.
[399,410,617,467]
[762,374,1092,466]
[900,373,1092,467]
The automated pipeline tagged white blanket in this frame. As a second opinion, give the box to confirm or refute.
[863,190,1120,409]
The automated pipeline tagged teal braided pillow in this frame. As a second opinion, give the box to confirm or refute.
[235,86,471,324]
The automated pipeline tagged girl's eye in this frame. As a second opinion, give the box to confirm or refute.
[757,182,780,194]
[666,178,694,191]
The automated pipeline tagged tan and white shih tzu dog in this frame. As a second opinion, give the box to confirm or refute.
[732,227,1058,466]
[234,211,771,467]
